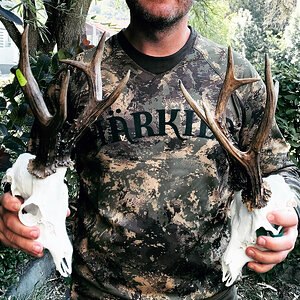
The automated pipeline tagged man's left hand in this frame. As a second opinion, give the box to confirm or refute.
[246,209,298,273]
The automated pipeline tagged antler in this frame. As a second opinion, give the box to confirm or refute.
[19,26,70,131]
[19,26,130,178]
[180,47,277,211]
[60,33,130,140]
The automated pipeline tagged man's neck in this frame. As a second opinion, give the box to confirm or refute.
[123,16,191,57]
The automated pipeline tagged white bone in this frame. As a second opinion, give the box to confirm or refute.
[222,174,296,286]
[2,153,73,277]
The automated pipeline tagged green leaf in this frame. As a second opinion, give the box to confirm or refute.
[2,82,20,99]
[44,73,53,84]
[3,136,26,151]
[37,54,51,72]
[0,97,6,110]
[289,141,300,148]
[3,141,22,153]
[0,6,23,25]
[9,105,27,126]
[284,95,297,101]
[0,149,12,172]
[0,124,8,136]
[285,109,296,115]
[19,103,29,118]
[276,116,288,126]
[58,48,73,60]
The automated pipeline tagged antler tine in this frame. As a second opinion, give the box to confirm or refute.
[51,70,70,130]
[203,103,246,164]
[216,46,260,127]
[179,80,245,166]
[60,32,107,101]
[19,25,53,126]
[180,50,277,211]
[102,69,131,111]
[274,80,279,101]
[91,30,106,72]
[74,69,131,137]
[60,32,131,134]
[20,25,70,132]
[90,31,106,100]
[248,54,276,154]
[179,80,208,126]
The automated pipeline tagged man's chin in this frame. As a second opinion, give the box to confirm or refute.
[126,0,192,30]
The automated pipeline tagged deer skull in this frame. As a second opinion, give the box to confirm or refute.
[222,174,296,286]
[180,47,294,286]
[3,153,72,277]
[2,26,130,277]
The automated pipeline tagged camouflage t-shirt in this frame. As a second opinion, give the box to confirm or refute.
[68,29,300,299]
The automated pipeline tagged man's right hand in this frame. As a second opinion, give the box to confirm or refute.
[0,192,44,257]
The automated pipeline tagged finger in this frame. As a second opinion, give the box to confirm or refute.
[267,209,298,227]
[0,217,44,257]
[1,207,40,240]
[246,247,290,264]
[247,261,276,273]
[67,208,71,217]
[0,231,21,250]
[1,192,23,212]
[256,226,298,252]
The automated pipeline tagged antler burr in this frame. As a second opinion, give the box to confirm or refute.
[180,47,277,211]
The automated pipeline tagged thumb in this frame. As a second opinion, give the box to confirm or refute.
[1,192,24,212]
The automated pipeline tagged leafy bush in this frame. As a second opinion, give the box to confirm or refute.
[0,244,30,296]
[273,60,300,167]
[254,55,300,168]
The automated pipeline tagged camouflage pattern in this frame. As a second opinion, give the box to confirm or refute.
[57,31,300,299]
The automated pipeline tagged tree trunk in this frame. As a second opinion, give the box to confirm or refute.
[1,0,92,55]
[54,0,93,51]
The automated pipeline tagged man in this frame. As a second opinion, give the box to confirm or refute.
[0,0,299,299]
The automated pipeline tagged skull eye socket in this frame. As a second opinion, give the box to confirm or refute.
[19,203,42,226]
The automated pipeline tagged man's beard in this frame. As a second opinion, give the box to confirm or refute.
[126,0,193,33]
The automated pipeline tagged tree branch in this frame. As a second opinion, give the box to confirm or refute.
[41,0,58,52]
[0,17,21,48]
